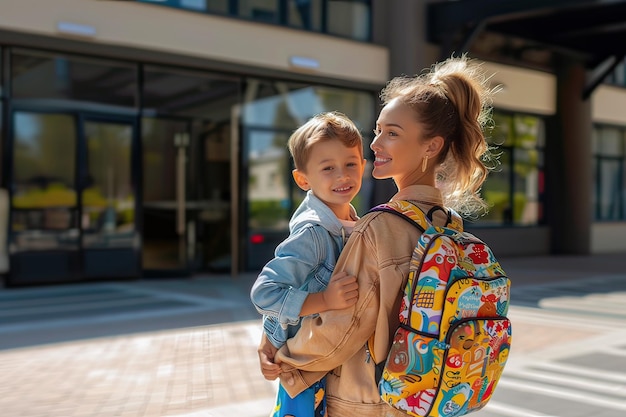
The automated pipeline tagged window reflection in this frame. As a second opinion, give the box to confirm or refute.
[288,0,322,31]
[594,126,625,220]
[481,150,511,225]
[139,0,216,13]
[599,160,621,219]
[179,0,208,11]
[11,49,136,107]
[136,0,372,41]
[247,130,291,230]
[141,118,188,270]
[243,80,375,269]
[327,0,370,41]
[514,148,540,225]
[0,101,3,184]
[81,121,136,249]
[11,112,79,250]
[243,82,374,133]
[142,66,239,271]
[12,113,77,213]
[239,0,279,23]
[205,0,229,14]
[480,112,544,226]
[607,59,626,86]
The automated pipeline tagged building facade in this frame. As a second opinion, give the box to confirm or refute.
[0,0,624,286]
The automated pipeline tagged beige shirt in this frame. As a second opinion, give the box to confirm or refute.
[276,185,452,417]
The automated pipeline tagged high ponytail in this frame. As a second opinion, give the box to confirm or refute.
[380,54,499,217]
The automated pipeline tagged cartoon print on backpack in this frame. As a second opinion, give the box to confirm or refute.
[370,200,512,417]
[451,282,481,319]
[384,333,444,390]
[446,278,508,320]
[437,384,472,417]
[441,318,511,412]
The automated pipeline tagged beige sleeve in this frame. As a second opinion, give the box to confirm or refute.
[275,224,381,397]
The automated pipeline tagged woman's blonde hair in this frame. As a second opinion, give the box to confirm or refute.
[380,54,498,217]
[288,111,363,172]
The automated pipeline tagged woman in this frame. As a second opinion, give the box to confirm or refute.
[258,55,498,417]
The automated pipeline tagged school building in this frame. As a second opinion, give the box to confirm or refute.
[0,0,625,287]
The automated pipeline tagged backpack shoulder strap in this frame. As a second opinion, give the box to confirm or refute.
[370,200,464,233]
[424,205,464,232]
[447,208,464,232]
[368,200,429,233]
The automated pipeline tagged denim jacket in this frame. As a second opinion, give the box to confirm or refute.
[250,190,357,348]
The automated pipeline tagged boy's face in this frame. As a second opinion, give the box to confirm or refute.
[293,139,365,215]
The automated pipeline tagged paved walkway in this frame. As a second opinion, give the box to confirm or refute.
[0,253,625,417]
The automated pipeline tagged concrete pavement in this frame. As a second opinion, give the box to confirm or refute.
[0,253,625,417]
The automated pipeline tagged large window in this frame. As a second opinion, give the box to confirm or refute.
[593,126,625,220]
[478,111,545,226]
[606,58,626,87]
[4,46,375,279]
[326,0,370,40]
[0,99,3,187]
[11,112,79,250]
[137,0,371,41]
[141,66,240,272]
[0,48,3,185]
[81,119,137,250]
[242,80,375,269]
[11,49,136,108]
[288,0,322,31]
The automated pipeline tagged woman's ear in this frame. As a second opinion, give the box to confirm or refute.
[427,135,445,158]
[292,169,310,191]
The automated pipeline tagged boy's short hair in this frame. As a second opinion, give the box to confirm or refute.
[288,111,363,172]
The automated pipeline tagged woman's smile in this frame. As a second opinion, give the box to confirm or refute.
[373,155,391,167]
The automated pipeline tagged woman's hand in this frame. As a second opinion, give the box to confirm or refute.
[257,333,282,380]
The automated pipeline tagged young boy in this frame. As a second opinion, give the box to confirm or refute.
[250,111,366,417]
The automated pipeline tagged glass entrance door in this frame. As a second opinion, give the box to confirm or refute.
[141,118,190,273]
[8,111,139,285]
[140,66,238,275]
[141,117,232,275]
[80,116,139,278]
[9,111,80,284]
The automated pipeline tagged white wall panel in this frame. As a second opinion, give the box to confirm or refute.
[0,0,388,84]
[482,62,556,115]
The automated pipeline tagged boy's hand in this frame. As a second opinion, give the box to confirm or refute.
[322,271,358,310]
[257,333,282,380]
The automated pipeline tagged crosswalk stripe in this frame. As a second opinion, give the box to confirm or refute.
[606,346,626,357]
[498,377,626,410]
[482,400,558,417]
[0,304,228,333]
[533,361,626,383]
[0,295,159,317]
[505,368,626,397]
[508,306,620,330]
[539,297,626,317]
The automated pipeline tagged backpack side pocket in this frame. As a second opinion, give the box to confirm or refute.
[379,326,447,417]
[431,317,512,417]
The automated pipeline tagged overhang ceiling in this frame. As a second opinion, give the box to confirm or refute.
[427,0,626,97]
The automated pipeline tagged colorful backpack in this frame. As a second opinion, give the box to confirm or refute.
[369,201,512,417]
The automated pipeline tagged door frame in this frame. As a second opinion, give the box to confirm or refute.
[5,103,141,285]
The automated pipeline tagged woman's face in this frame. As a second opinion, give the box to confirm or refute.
[371,97,433,189]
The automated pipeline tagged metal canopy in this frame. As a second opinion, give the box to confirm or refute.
[427,0,626,98]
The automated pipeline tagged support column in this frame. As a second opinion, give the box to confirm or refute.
[545,56,592,254]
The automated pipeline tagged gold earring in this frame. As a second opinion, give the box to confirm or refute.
[421,155,429,173]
